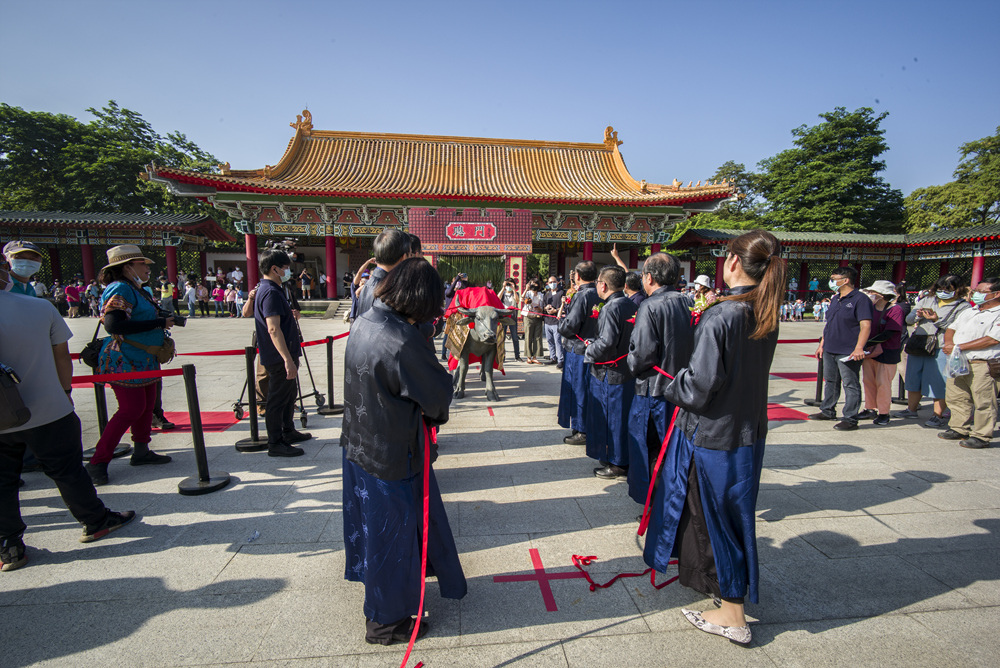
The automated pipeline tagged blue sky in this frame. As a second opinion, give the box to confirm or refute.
[2,0,998,198]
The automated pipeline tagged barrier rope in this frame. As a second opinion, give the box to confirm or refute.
[593,353,628,366]
[571,555,679,590]
[75,331,352,360]
[776,338,821,344]
[399,422,433,668]
[72,368,184,384]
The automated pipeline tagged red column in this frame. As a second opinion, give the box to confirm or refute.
[939,260,950,277]
[199,251,208,278]
[629,247,639,270]
[838,258,850,268]
[892,260,907,284]
[49,247,62,282]
[971,255,985,288]
[853,262,863,288]
[714,255,726,289]
[583,241,593,261]
[245,233,259,289]
[650,243,661,254]
[165,245,178,285]
[325,234,337,298]
[798,262,809,298]
[80,243,95,283]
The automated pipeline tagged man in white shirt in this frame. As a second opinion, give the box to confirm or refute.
[940,277,1000,449]
[32,280,48,298]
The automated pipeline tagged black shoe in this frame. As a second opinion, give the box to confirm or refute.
[268,442,305,457]
[556,362,564,369]
[959,437,989,449]
[80,510,136,543]
[514,357,523,362]
[833,420,858,431]
[563,432,587,445]
[938,429,966,441]
[365,617,430,646]
[130,450,172,466]
[85,462,109,486]
[0,536,27,572]
[151,414,176,430]
[856,409,877,420]
[808,411,837,421]
[282,430,312,444]
[594,464,627,479]
[873,414,890,426]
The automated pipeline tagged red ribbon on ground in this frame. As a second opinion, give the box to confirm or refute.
[399,423,434,668]
[572,555,679,591]
[72,368,184,384]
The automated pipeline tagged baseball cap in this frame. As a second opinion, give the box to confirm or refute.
[3,240,43,258]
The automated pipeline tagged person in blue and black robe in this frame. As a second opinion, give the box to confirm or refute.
[644,229,786,645]
[583,266,638,479]
[340,258,467,646]
[626,253,694,505]
[557,261,604,445]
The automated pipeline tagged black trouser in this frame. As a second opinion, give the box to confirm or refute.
[264,359,300,444]
[0,412,108,540]
[502,322,520,358]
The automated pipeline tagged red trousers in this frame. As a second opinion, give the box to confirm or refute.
[90,383,157,464]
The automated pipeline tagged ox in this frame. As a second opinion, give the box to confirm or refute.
[451,305,517,401]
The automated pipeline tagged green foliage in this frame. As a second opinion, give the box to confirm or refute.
[756,107,904,234]
[669,161,764,243]
[0,101,239,240]
[905,126,1000,232]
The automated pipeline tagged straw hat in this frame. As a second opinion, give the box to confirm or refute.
[102,244,153,271]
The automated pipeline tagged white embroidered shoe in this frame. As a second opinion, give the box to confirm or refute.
[681,608,752,645]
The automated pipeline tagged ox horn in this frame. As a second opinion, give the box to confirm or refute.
[457,307,478,316]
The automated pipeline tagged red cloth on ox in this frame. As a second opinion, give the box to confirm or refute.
[444,287,507,373]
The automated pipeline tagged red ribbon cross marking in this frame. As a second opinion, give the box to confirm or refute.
[493,548,586,612]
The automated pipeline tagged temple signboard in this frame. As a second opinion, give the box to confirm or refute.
[446,222,497,241]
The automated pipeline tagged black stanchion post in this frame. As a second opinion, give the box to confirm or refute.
[892,371,907,405]
[317,335,345,416]
[178,364,231,496]
[84,382,132,461]
[803,354,824,407]
[236,346,268,452]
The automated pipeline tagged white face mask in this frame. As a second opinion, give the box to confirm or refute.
[10,258,42,278]
[280,268,292,283]
[937,291,955,300]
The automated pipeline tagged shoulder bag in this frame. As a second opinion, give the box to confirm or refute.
[0,356,31,430]
[904,302,960,357]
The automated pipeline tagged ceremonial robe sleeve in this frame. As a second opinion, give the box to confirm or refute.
[664,308,729,415]
[585,303,622,364]
[557,292,588,339]
[627,300,660,379]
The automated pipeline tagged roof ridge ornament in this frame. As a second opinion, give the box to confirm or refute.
[218,162,231,175]
[603,126,623,150]
[290,109,313,136]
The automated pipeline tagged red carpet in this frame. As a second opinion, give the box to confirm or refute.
[771,372,819,382]
[155,411,240,433]
[767,403,809,421]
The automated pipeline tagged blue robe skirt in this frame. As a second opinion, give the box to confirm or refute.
[642,427,766,604]
[585,375,634,467]
[343,452,467,624]
[557,351,588,432]
[626,394,672,504]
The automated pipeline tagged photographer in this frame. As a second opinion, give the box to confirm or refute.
[496,278,521,362]
[85,245,175,486]
[254,249,310,457]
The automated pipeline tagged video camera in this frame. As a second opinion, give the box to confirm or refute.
[160,309,186,327]
[262,238,299,262]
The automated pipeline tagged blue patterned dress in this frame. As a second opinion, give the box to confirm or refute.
[98,281,163,387]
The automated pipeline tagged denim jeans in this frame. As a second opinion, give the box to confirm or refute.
[544,322,564,363]
[820,352,863,422]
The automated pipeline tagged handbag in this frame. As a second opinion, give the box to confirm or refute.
[0,362,31,430]
[904,302,960,357]
[80,320,106,370]
[123,336,176,364]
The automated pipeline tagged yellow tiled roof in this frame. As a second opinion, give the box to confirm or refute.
[151,117,734,207]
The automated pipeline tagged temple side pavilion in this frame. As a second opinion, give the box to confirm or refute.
[145,112,735,295]
[0,211,235,285]
[669,225,1000,294]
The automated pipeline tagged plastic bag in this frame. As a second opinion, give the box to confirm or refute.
[945,346,970,378]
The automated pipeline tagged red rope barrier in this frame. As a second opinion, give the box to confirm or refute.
[776,338,821,344]
[178,349,246,357]
[571,555,679,591]
[72,368,184,384]
[594,353,628,365]
[331,332,350,341]
[400,423,433,668]
[299,339,326,347]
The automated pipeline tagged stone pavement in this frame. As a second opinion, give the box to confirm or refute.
[4,315,999,667]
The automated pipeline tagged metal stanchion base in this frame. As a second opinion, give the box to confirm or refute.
[802,399,822,407]
[235,438,269,453]
[178,473,231,496]
[317,404,345,416]
[83,444,133,460]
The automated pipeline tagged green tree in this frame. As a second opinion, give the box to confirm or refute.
[668,161,763,242]
[756,107,904,234]
[0,101,237,237]
[905,126,1000,232]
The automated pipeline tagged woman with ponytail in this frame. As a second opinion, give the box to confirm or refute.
[643,229,785,645]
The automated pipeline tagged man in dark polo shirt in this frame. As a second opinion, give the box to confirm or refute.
[811,266,873,431]
[254,249,309,456]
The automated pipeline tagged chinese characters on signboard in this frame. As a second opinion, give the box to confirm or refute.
[446,222,497,241]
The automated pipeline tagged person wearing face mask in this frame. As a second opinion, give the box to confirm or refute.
[857,280,905,426]
[85,246,176,486]
[253,249,310,457]
[2,241,45,298]
[810,266,873,431]
[894,275,969,427]
[541,275,565,366]
[938,277,1000,449]
[496,279,522,362]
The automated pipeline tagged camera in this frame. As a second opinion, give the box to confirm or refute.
[161,310,186,327]
[262,238,299,262]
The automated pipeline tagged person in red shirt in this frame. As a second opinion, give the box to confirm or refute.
[211,284,226,317]
[64,280,82,318]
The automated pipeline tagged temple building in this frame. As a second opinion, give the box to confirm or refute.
[0,210,235,285]
[145,111,735,296]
